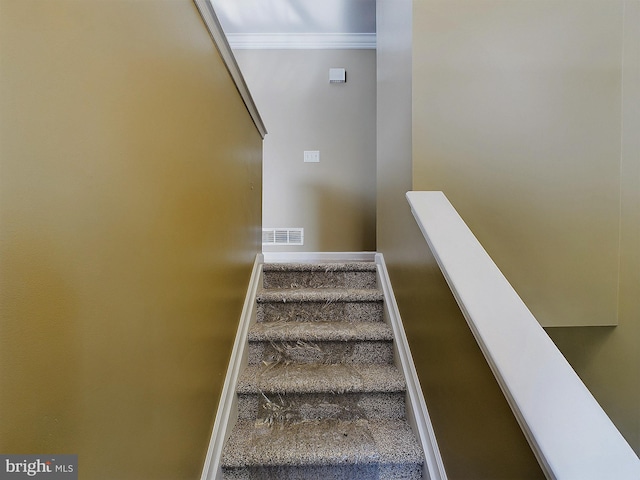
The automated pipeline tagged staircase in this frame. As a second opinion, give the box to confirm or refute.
[220,261,425,479]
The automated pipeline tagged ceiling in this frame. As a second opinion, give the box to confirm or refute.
[210,0,376,35]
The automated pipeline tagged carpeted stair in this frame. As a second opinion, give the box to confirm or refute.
[220,262,425,479]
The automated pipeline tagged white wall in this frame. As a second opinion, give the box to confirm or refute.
[234,49,377,252]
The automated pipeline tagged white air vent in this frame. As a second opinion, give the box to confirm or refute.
[262,228,304,246]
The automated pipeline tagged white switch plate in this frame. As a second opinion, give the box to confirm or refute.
[304,150,320,163]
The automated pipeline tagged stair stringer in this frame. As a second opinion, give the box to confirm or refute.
[375,253,448,480]
[200,254,263,480]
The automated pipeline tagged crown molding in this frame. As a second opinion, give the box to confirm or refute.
[226,33,376,50]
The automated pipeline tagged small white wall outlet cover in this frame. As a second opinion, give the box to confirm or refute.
[329,68,346,83]
[304,150,320,163]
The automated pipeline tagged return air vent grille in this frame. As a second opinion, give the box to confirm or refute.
[262,228,304,246]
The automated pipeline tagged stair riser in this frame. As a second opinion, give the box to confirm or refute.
[256,301,383,323]
[263,271,377,289]
[248,340,394,365]
[237,391,406,422]
[222,463,422,480]
[237,364,407,396]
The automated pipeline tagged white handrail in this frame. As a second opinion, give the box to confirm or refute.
[407,191,640,480]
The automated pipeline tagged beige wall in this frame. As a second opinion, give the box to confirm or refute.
[410,0,639,457]
[0,1,262,479]
[413,0,623,328]
[545,0,640,454]
[376,1,545,478]
[234,49,377,252]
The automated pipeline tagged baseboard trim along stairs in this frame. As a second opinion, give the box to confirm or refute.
[200,252,447,480]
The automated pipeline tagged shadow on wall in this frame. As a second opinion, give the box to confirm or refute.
[545,327,616,373]
[304,181,376,252]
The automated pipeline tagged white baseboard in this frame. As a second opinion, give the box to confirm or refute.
[200,254,263,480]
[263,251,376,263]
[376,253,448,480]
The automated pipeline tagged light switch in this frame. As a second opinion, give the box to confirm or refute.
[304,150,320,163]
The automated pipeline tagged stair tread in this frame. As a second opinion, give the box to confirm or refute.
[223,259,425,477]
[257,288,383,303]
[221,418,424,468]
[263,262,377,272]
[248,321,394,342]
[237,363,405,394]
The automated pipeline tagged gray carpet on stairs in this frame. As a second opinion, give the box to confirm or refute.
[220,261,424,480]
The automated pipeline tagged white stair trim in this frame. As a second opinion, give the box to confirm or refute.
[376,253,448,480]
[200,254,263,480]
[193,0,267,138]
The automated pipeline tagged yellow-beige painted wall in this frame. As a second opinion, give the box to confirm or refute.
[412,0,623,329]
[0,1,262,479]
[376,1,545,477]
[545,0,640,454]
[410,0,639,458]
